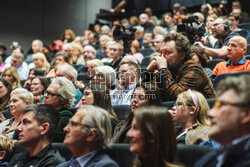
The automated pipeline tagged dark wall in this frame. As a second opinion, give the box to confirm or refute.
[0,0,87,53]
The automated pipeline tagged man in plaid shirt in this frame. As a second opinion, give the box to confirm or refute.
[143,33,215,101]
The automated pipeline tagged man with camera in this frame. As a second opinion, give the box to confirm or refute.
[194,17,239,59]
[143,33,215,101]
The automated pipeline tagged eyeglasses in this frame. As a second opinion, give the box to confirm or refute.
[212,100,249,110]
[44,90,61,98]
[67,120,85,129]
[174,101,191,107]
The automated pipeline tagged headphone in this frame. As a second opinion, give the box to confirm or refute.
[223,19,233,32]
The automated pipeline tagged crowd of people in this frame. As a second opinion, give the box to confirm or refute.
[0,0,249,166]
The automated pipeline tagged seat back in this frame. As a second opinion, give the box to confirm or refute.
[177,144,216,167]
[113,105,131,120]
[213,71,250,89]
[206,59,226,70]
[52,143,73,161]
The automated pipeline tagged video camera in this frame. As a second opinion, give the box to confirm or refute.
[113,24,136,53]
[177,15,206,44]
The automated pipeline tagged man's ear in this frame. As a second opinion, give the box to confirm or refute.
[0,151,6,161]
[86,128,97,142]
[241,108,250,125]
[41,123,50,136]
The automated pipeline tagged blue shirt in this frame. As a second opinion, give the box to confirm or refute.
[73,150,99,167]
[226,57,246,66]
[111,84,136,105]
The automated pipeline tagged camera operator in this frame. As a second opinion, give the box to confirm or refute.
[143,33,215,101]
[194,17,239,59]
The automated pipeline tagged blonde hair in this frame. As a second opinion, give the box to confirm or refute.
[0,136,15,161]
[1,67,21,89]
[32,52,50,71]
[11,87,34,104]
[178,90,210,126]
[70,43,83,55]
[132,40,140,52]
[86,59,104,67]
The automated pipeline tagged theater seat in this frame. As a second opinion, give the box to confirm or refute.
[206,59,226,70]
[177,144,216,167]
[113,105,131,120]
[213,71,250,89]
[52,143,73,161]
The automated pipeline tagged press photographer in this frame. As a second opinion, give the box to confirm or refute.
[194,17,239,59]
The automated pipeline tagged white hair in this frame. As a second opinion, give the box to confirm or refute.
[11,88,34,104]
[51,77,76,108]
[57,64,78,81]
[95,66,116,85]
[135,26,144,33]
[78,105,112,149]
[101,25,111,32]
[154,34,164,41]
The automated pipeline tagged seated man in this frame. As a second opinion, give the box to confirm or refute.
[57,105,118,167]
[111,61,140,105]
[144,33,215,101]
[213,36,250,75]
[44,77,76,142]
[195,74,250,167]
[8,104,65,167]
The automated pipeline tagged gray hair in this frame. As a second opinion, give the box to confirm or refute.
[78,105,112,149]
[95,66,116,85]
[12,52,24,62]
[154,34,164,41]
[217,75,250,107]
[101,25,111,32]
[11,88,34,104]
[57,64,78,81]
[135,26,144,33]
[51,77,76,108]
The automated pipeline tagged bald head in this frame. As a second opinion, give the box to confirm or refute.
[121,55,138,64]
[227,36,247,63]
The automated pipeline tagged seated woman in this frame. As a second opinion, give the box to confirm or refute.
[1,67,21,89]
[23,68,44,91]
[30,76,49,103]
[0,78,12,121]
[76,82,119,133]
[126,106,179,167]
[170,89,220,148]
[0,88,33,139]
[30,52,50,73]
[112,82,162,143]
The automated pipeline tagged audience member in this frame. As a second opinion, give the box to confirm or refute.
[213,36,250,75]
[106,41,124,71]
[75,82,119,132]
[190,46,212,78]
[144,33,215,101]
[1,67,21,89]
[30,77,49,103]
[77,45,96,66]
[113,82,161,143]
[0,88,33,138]
[195,17,239,59]
[8,104,65,166]
[161,12,177,34]
[55,64,82,106]
[131,40,144,63]
[152,35,164,53]
[111,61,140,105]
[62,29,75,43]
[0,136,15,166]
[68,43,83,65]
[134,26,144,47]
[43,77,76,142]
[3,52,29,81]
[170,89,219,148]
[195,74,250,167]
[25,39,44,64]
[23,68,44,90]
[0,78,12,118]
[31,52,50,72]
[57,105,118,167]
[93,65,116,91]
[139,13,154,32]
[127,106,179,167]
[47,51,70,78]
[153,26,165,36]
[96,35,112,60]
[120,54,138,64]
